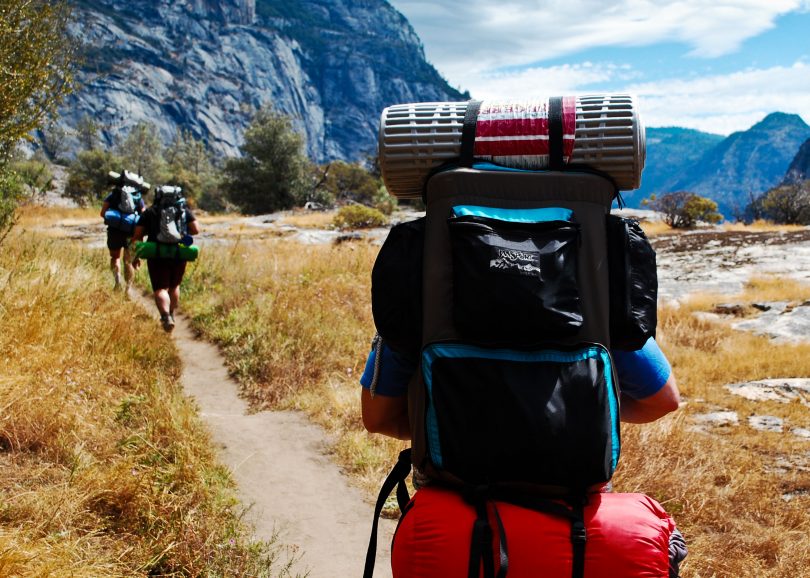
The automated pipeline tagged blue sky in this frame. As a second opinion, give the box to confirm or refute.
[386,0,810,135]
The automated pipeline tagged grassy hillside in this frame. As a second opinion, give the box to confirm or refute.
[0,210,293,576]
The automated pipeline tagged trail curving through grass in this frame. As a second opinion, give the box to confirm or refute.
[131,291,395,578]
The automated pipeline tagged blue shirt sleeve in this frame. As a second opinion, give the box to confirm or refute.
[612,337,672,399]
[359,342,416,397]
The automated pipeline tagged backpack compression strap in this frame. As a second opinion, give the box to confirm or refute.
[363,448,412,578]
[548,96,565,171]
[464,486,508,578]
[487,489,588,578]
[460,99,483,168]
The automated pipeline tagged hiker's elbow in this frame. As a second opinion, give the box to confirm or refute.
[621,375,681,423]
[361,388,410,439]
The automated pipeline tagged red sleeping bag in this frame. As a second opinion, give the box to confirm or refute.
[392,486,679,578]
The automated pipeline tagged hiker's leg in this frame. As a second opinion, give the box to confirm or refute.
[153,288,171,317]
[109,247,122,288]
[147,259,175,331]
[168,284,180,316]
[168,261,187,316]
[122,246,134,289]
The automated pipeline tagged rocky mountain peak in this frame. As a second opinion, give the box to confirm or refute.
[783,139,810,184]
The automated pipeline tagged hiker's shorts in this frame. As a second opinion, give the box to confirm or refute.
[106,228,131,251]
[146,258,187,291]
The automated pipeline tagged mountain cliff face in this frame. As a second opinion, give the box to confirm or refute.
[783,138,810,184]
[623,127,725,207]
[623,114,810,217]
[57,0,464,162]
[665,113,810,217]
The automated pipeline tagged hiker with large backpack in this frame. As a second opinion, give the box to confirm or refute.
[362,96,686,577]
[100,169,148,291]
[131,185,199,332]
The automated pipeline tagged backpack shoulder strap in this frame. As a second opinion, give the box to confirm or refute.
[363,449,412,578]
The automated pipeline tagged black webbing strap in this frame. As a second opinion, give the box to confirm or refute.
[485,488,587,578]
[570,501,587,578]
[548,96,564,171]
[460,99,482,168]
[363,449,412,578]
[464,487,508,578]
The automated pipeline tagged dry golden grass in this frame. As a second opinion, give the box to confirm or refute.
[15,205,98,230]
[180,229,810,578]
[720,220,806,233]
[0,231,293,576]
[637,219,673,237]
[180,238,410,496]
[276,210,338,229]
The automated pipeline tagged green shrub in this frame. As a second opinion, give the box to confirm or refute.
[332,204,387,230]
[643,191,723,228]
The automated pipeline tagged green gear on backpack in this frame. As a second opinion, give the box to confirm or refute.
[134,241,199,261]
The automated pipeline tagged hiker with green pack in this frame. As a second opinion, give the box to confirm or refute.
[131,185,199,332]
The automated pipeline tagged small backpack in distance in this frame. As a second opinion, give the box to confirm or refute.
[154,185,187,244]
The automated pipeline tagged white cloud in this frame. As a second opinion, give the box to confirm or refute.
[628,61,810,133]
[466,62,639,100]
[390,0,807,79]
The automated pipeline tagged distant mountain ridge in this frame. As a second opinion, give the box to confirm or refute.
[783,138,810,184]
[628,113,810,217]
[54,0,464,163]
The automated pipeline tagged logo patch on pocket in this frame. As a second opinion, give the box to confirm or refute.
[490,247,541,276]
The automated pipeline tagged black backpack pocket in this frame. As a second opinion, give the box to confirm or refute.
[371,217,425,358]
[448,206,582,345]
[421,342,620,489]
[606,215,657,351]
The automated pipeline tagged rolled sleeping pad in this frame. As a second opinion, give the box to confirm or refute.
[391,486,685,578]
[104,209,139,234]
[135,241,199,261]
[378,94,646,198]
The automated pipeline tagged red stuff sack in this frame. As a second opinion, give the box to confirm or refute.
[392,486,684,578]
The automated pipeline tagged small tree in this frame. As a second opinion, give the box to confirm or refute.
[163,130,218,205]
[0,0,77,160]
[76,114,101,151]
[64,149,123,206]
[756,182,810,225]
[116,121,165,182]
[221,106,310,214]
[643,191,723,228]
[11,154,54,197]
[0,0,77,241]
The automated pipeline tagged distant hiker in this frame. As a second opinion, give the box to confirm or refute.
[131,185,199,332]
[100,170,149,291]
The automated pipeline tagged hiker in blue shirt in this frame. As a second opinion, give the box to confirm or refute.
[360,337,681,440]
[100,180,146,291]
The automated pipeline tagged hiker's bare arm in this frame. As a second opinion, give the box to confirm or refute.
[99,201,110,219]
[132,225,145,242]
[619,374,681,424]
[361,388,410,440]
[187,220,199,235]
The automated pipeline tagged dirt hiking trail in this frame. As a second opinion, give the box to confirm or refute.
[133,292,395,577]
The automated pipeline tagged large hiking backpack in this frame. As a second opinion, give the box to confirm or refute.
[365,97,659,578]
[117,185,140,214]
[104,186,142,233]
[154,185,187,244]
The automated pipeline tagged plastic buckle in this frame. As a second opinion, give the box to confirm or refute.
[571,520,587,544]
